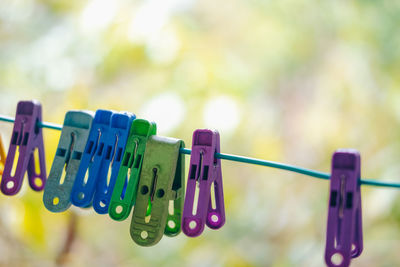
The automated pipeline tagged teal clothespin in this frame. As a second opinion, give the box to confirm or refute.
[43,110,94,212]
[130,135,185,246]
[108,119,156,221]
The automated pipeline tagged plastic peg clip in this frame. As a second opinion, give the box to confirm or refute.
[70,110,114,208]
[130,135,185,246]
[1,100,46,195]
[325,149,363,267]
[43,110,94,212]
[0,134,6,175]
[182,129,225,237]
[108,119,156,221]
[91,112,136,214]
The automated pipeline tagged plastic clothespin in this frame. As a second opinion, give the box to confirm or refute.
[108,119,156,221]
[0,135,6,175]
[182,129,225,237]
[325,149,363,267]
[70,110,114,208]
[1,100,46,195]
[43,110,94,212]
[130,135,185,246]
[91,112,136,214]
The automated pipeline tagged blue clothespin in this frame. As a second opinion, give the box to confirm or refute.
[70,109,114,208]
[78,111,135,214]
[43,110,94,212]
[325,149,363,267]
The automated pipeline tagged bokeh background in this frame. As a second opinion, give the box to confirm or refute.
[1,0,400,266]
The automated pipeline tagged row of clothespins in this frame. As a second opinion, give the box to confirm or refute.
[0,100,363,267]
[0,100,225,247]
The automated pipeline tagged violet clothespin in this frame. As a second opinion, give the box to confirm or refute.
[1,100,46,195]
[325,149,363,267]
[182,129,225,237]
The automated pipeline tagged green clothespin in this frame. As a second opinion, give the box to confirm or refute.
[108,119,156,221]
[130,135,185,246]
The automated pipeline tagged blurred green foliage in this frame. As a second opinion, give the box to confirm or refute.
[1,0,400,266]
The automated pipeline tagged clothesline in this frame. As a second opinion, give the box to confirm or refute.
[0,114,399,189]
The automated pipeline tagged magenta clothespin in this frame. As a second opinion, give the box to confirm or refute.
[325,149,363,267]
[182,129,225,237]
[1,100,46,195]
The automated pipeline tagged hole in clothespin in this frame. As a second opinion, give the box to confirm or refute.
[33,148,40,175]
[140,231,148,239]
[150,168,158,202]
[34,178,43,188]
[189,220,197,230]
[83,171,89,185]
[156,189,165,198]
[168,220,176,229]
[59,164,67,185]
[192,186,199,216]
[330,253,344,266]
[211,214,219,223]
[211,182,216,210]
[115,205,123,214]
[141,185,149,195]
[168,200,174,215]
[106,166,112,187]
[78,192,85,200]
[59,132,76,185]
[53,197,60,205]
[6,181,15,189]
[11,149,20,177]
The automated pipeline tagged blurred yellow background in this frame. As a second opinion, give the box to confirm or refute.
[1,0,400,266]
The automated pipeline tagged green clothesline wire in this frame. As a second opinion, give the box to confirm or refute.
[0,115,399,189]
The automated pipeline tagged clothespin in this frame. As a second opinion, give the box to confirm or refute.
[130,135,185,246]
[325,149,363,267]
[91,112,136,214]
[182,129,225,237]
[108,119,156,221]
[0,135,6,175]
[43,110,94,212]
[70,109,114,208]
[1,100,46,195]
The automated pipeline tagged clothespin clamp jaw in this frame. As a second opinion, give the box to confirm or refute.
[43,110,94,212]
[1,100,46,195]
[92,112,136,214]
[0,135,6,175]
[71,109,114,208]
[325,149,363,267]
[182,129,225,237]
[108,119,156,221]
[130,136,185,246]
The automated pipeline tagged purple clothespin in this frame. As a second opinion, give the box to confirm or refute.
[182,129,225,237]
[1,100,46,195]
[325,149,363,267]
